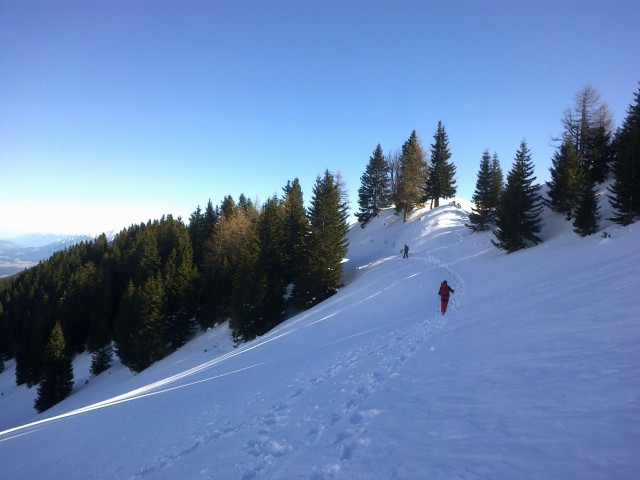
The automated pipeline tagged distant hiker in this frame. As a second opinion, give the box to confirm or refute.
[403,245,409,258]
[438,280,454,314]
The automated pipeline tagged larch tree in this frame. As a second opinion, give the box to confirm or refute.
[393,131,428,221]
[561,84,614,184]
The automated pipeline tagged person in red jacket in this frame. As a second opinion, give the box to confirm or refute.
[438,280,454,314]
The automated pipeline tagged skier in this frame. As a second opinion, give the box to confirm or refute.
[438,280,454,314]
[403,245,409,258]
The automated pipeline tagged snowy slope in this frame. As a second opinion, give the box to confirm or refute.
[1,198,639,480]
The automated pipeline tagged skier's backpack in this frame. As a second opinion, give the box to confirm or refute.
[439,281,450,300]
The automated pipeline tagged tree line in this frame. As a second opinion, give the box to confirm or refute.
[356,121,457,225]
[0,171,348,411]
[357,83,639,253]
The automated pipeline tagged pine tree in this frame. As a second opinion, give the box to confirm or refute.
[467,150,496,232]
[546,139,582,219]
[357,144,391,225]
[393,131,428,221]
[493,141,544,253]
[425,121,457,207]
[572,171,600,236]
[301,170,350,307]
[34,322,74,412]
[609,84,640,225]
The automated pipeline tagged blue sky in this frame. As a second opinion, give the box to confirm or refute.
[1,0,638,236]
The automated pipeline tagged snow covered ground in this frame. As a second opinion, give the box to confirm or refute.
[1,195,639,479]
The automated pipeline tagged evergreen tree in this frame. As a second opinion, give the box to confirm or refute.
[572,171,600,236]
[159,218,198,350]
[114,275,166,373]
[393,131,428,221]
[188,205,206,269]
[609,84,640,225]
[90,343,113,376]
[281,179,309,308]
[467,150,496,232]
[34,322,73,412]
[425,121,457,207]
[490,153,504,208]
[493,141,544,253]
[221,195,236,220]
[586,119,614,184]
[231,197,287,342]
[546,139,582,219]
[301,171,350,307]
[191,200,220,328]
[201,198,257,324]
[357,144,391,225]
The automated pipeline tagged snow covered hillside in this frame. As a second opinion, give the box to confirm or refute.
[1,197,639,480]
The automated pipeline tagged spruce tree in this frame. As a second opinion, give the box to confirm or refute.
[572,171,600,236]
[467,150,496,232]
[357,144,391,225]
[546,139,582,219]
[609,84,640,225]
[493,141,544,253]
[188,205,205,268]
[490,153,504,208]
[90,343,113,376]
[34,322,74,413]
[281,178,309,307]
[302,170,350,307]
[160,218,197,350]
[114,275,166,373]
[393,131,428,221]
[425,121,457,207]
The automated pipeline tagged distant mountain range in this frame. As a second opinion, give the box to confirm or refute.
[0,234,97,278]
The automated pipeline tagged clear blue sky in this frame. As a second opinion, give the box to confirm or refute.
[1,0,638,236]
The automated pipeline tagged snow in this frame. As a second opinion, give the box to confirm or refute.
[1,196,639,479]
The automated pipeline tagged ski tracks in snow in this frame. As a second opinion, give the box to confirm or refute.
[130,312,447,480]
[237,312,448,480]
[132,227,466,479]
